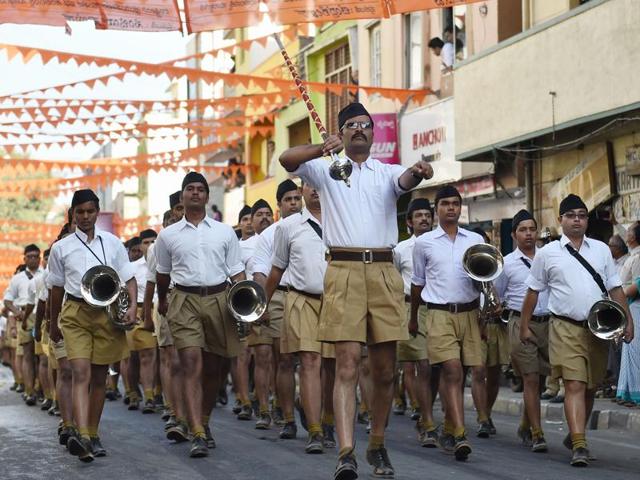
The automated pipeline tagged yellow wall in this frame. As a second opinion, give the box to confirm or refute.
[455,0,640,157]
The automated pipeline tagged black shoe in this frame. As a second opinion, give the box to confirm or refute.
[142,399,155,414]
[204,425,216,449]
[279,421,297,439]
[439,432,455,454]
[255,412,272,430]
[356,411,369,425]
[15,384,24,393]
[476,421,491,438]
[189,436,209,458]
[237,404,252,421]
[562,433,572,450]
[59,426,74,446]
[123,393,130,405]
[217,388,228,406]
[322,424,336,449]
[154,394,165,410]
[9,382,17,391]
[166,421,190,443]
[417,424,438,448]
[105,388,118,401]
[334,452,358,480]
[305,433,324,454]
[366,447,394,478]
[232,399,242,415]
[392,402,406,416]
[540,390,557,400]
[454,436,472,461]
[128,397,140,411]
[571,447,589,467]
[531,436,548,453]
[161,408,171,421]
[57,421,64,436]
[25,394,37,406]
[295,397,308,432]
[517,426,533,447]
[40,398,53,411]
[90,436,107,457]
[488,418,497,435]
[164,415,178,432]
[410,408,421,421]
[549,394,565,404]
[67,434,94,463]
[53,407,60,417]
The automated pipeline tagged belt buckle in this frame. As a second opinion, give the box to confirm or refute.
[448,303,459,314]
[199,286,208,296]
[362,249,373,264]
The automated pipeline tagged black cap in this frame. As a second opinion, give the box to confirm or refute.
[125,237,141,249]
[181,171,209,194]
[24,244,40,255]
[276,179,299,203]
[71,189,99,209]
[434,185,462,206]
[238,205,252,224]
[169,190,182,209]
[559,194,588,215]
[139,229,158,240]
[407,198,432,218]
[338,102,374,131]
[251,199,273,216]
[512,209,536,232]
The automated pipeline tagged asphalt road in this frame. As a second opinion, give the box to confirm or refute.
[1,366,639,480]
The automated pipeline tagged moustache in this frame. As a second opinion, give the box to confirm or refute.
[352,133,366,140]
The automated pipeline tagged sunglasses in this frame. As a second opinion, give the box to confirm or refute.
[341,121,373,131]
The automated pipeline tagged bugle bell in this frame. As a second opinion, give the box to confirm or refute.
[80,265,132,331]
[462,243,505,321]
[587,298,627,341]
[227,280,268,324]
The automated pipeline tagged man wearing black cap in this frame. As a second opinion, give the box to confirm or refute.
[48,189,137,462]
[411,184,485,461]
[249,180,302,432]
[495,209,551,452]
[169,190,184,222]
[280,102,433,479]
[139,229,158,257]
[155,172,245,457]
[522,194,633,466]
[393,198,438,447]
[4,243,43,406]
[125,235,158,414]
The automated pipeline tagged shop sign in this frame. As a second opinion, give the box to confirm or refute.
[370,113,400,164]
[548,142,615,213]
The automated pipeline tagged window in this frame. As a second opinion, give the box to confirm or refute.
[325,43,352,134]
[404,13,423,89]
[370,24,382,87]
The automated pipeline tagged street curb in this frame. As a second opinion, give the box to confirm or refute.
[463,392,640,433]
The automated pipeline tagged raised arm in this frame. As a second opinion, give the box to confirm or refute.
[279,135,342,172]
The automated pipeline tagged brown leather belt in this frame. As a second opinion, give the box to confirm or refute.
[66,294,86,303]
[404,294,425,305]
[508,309,550,323]
[136,302,144,307]
[289,287,322,301]
[552,313,588,328]
[276,285,288,292]
[328,248,393,263]
[426,299,479,313]
[175,283,227,296]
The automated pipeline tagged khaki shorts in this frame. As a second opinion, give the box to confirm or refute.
[49,337,68,370]
[155,312,174,348]
[281,291,323,354]
[321,342,336,359]
[248,289,285,347]
[167,289,241,358]
[397,304,428,362]
[482,322,510,367]
[126,308,157,351]
[34,340,44,356]
[549,316,608,389]
[425,308,483,366]
[41,325,50,357]
[9,336,18,349]
[59,300,129,365]
[18,316,35,345]
[508,313,550,376]
[319,260,407,345]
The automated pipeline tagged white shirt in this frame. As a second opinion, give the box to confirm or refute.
[28,268,49,305]
[132,257,147,303]
[239,235,259,280]
[272,208,327,295]
[442,42,454,68]
[155,215,244,286]
[146,243,158,283]
[494,248,550,316]
[526,235,621,321]
[293,156,407,248]
[48,228,134,298]
[412,225,484,304]
[393,235,416,296]
[250,221,291,286]
[619,245,640,286]
[5,268,42,307]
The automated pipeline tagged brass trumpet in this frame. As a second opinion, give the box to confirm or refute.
[462,244,505,321]
[80,265,132,331]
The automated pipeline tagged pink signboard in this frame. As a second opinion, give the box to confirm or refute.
[370,113,400,164]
